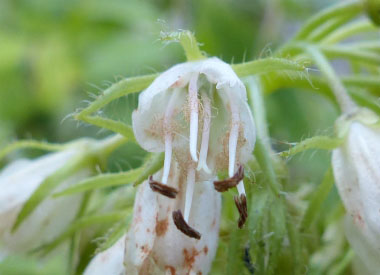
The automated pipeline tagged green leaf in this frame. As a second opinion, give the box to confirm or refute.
[226,227,244,275]
[36,210,131,255]
[327,249,354,275]
[12,156,87,232]
[300,167,334,232]
[0,140,64,161]
[133,152,164,186]
[78,74,157,118]
[96,217,132,253]
[323,20,377,45]
[293,0,363,40]
[279,136,343,158]
[307,14,354,42]
[78,116,135,140]
[54,168,143,197]
[266,198,287,275]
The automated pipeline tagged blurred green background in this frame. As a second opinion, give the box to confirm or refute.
[0,0,340,180]
[0,0,351,273]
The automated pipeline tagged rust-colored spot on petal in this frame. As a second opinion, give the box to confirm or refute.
[203,246,208,255]
[183,247,200,270]
[354,213,364,228]
[172,210,201,239]
[140,245,150,254]
[213,165,244,192]
[234,194,248,228]
[156,217,169,237]
[165,265,176,275]
[149,176,179,198]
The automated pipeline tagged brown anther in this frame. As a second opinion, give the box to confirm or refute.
[213,165,244,192]
[234,194,247,228]
[172,210,201,240]
[149,176,178,199]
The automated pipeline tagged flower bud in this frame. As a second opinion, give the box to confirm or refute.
[0,148,90,257]
[364,0,380,26]
[332,108,380,270]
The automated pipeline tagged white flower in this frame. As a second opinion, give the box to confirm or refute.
[84,165,221,275]
[83,58,256,274]
[0,148,90,258]
[132,57,255,232]
[332,108,380,271]
[344,217,380,275]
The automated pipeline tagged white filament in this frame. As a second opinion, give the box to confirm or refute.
[228,97,246,196]
[228,99,240,178]
[161,90,178,184]
[162,134,172,185]
[189,74,199,162]
[184,165,195,223]
[197,95,211,174]
[237,180,246,196]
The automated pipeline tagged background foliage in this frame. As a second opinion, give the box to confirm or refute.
[1,0,378,274]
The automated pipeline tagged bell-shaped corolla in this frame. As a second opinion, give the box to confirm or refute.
[332,108,380,272]
[132,57,255,233]
[84,165,221,275]
[0,148,90,258]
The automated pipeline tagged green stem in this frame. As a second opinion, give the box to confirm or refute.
[178,31,204,61]
[306,46,356,113]
[254,138,281,197]
[233,58,306,77]
[246,77,270,143]
[300,167,334,232]
[320,45,380,66]
[327,249,355,275]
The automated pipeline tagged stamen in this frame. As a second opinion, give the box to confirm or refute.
[161,90,178,184]
[197,95,211,174]
[172,210,201,239]
[184,165,195,222]
[213,165,244,192]
[237,180,246,196]
[149,176,178,198]
[189,74,199,162]
[228,101,240,178]
[161,133,172,185]
[234,194,247,228]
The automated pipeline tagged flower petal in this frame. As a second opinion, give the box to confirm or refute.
[346,123,380,236]
[84,236,126,275]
